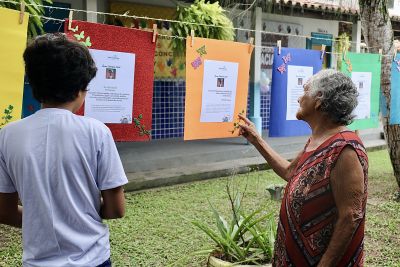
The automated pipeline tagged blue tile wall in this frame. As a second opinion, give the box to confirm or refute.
[261,90,271,130]
[152,80,186,139]
[151,80,271,139]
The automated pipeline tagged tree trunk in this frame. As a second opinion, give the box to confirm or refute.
[359,0,400,199]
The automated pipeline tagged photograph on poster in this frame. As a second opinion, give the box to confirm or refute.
[217,78,225,87]
[286,65,314,120]
[298,77,303,86]
[85,49,135,124]
[352,72,372,119]
[200,60,239,123]
[106,68,116,79]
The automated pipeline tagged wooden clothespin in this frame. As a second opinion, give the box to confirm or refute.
[68,11,74,31]
[190,29,195,47]
[19,2,25,24]
[277,40,282,55]
[379,48,383,61]
[248,37,254,54]
[321,44,326,59]
[394,49,398,61]
[152,24,158,43]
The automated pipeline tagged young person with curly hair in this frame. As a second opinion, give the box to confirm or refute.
[0,33,127,267]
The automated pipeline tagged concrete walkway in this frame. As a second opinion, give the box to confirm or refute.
[116,128,387,191]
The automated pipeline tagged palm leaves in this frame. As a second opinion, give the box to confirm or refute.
[192,194,276,264]
[0,0,53,37]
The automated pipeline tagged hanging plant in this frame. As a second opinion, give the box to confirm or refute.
[335,33,351,70]
[171,0,235,57]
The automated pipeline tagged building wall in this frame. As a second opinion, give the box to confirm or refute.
[263,13,339,48]
[389,0,400,16]
[55,0,86,20]
[110,0,176,8]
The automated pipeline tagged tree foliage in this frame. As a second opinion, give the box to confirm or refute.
[0,0,52,37]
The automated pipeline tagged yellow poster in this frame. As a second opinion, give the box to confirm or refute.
[184,37,253,140]
[110,2,185,79]
[0,7,28,128]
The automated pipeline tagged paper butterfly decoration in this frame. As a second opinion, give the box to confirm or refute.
[191,57,202,69]
[80,37,92,47]
[282,53,291,64]
[277,64,286,74]
[196,45,207,57]
[74,31,85,41]
[70,25,79,33]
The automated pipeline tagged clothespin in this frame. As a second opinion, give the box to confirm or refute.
[190,29,195,47]
[19,2,25,24]
[152,24,158,43]
[68,11,74,31]
[320,44,326,60]
[277,40,282,55]
[248,37,254,54]
[394,49,398,61]
[379,49,382,61]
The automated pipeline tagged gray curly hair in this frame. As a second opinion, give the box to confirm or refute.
[307,69,359,125]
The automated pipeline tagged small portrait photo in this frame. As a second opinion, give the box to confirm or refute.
[359,82,363,89]
[217,78,225,88]
[298,77,303,86]
[106,68,116,79]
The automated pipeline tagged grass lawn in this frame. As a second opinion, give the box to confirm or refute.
[0,149,399,266]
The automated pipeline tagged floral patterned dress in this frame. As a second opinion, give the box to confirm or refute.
[272,131,368,267]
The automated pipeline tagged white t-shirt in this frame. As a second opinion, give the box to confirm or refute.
[0,108,128,267]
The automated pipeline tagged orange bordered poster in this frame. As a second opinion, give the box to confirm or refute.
[184,37,253,140]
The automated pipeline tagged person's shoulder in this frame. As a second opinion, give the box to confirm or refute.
[0,117,33,136]
[72,115,111,135]
[337,130,363,144]
[337,130,367,157]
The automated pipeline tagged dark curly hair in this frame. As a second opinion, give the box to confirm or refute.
[309,69,359,125]
[23,33,97,104]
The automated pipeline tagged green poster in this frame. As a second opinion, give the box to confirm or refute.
[340,52,381,130]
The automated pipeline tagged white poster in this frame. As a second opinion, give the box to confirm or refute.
[286,65,314,120]
[200,60,239,122]
[85,49,135,124]
[352,72,372,120]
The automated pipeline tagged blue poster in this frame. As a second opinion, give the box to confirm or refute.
[22,80,40,118]
[269,47,323,137]
[391,55,400,124]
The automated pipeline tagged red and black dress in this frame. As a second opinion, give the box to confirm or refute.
[272,131,368,267]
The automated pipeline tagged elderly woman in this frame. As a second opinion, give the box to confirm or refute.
[239,69,368,267]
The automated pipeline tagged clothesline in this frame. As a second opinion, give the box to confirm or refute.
[22,13,395,58]
[0,0,386,50]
